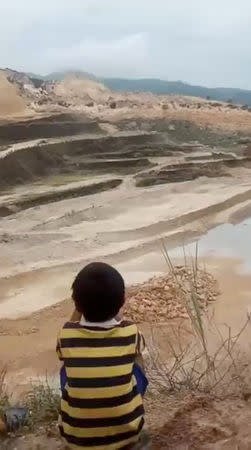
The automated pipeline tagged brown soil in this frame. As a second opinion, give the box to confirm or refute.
[0,114,100,145]
[54,76,110,104]
[135,162,226,187]
[2,393,251,449]
[2,68,251,137]
[0,179,122,216]
[1,257,251,449]
[150,393,251,449]
[135,158,251,187]
[0,133,160,189]
[2,92,251,448]
[0,71,27,117]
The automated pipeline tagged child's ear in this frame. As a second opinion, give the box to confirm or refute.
[70,309,82,322]
[72,297,79,310]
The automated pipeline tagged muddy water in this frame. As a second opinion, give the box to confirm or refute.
[170,218,251,273]
[2,220,251,388]
[168,220,251,345]
[118,218,251,347]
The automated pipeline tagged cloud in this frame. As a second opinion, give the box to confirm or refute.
[1,0,251,87]
[37,34,151,77]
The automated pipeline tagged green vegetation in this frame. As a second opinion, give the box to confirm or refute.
[27,380,60,427]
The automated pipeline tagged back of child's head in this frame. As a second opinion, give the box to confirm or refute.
[72,262,125,322]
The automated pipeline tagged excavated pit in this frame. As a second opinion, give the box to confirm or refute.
[0,134,162,189]
[0,114,101,145]
[135,158,251,187]
[1,121,251,223]
[0,179,122,216]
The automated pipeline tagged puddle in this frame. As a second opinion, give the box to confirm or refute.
[169,218,251,273]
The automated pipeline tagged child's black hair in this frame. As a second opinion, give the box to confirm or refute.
[72,262,125,322]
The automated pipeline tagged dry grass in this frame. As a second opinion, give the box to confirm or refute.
[0,367,10,419]
[0,371,60,432]
[1,247,251,448]
[26,378,60,427]
[146,241,251,396]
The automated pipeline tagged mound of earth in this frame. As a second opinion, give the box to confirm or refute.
[125,267,220,322]
[0,71,27,117]
[53,75,110,105]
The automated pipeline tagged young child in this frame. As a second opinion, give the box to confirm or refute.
[57,262,148,449]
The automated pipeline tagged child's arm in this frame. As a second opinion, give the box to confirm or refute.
[134,331,148,396]
[135,332,146,372]
[56,333,63,361]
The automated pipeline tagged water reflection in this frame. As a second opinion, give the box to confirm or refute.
[170,218,251,273]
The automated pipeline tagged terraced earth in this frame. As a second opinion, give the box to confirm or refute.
[1,115,251,321]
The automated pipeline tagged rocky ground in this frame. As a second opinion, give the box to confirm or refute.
[2,70,251,448]
[125,267,219,322]
[2,67,251,134]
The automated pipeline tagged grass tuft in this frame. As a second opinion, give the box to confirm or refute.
[147,240,251,395]
[26,378,60,427]
[0,367,10,419]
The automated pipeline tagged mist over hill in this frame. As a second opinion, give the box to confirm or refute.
[27,70,251,106]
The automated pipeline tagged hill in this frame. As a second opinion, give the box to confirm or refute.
[102,78,251,106]
[26,71,251,106]
[53,75,110,104]
[0,70,28,117]
[27,70,96,82]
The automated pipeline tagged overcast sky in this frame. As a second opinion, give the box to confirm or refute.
[1,0,251,88]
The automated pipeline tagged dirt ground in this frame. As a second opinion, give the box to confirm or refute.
[2,102,251,447]
[3,390,251,449]
[0,71,28,118]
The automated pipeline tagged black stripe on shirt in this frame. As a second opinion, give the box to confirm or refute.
[63,320,133,331]
[61,406,144,428]
[64,354,135,367]
[67,373,132,388]
[62,385,139,408]
[60,334,136,348]
[60,417,144,447]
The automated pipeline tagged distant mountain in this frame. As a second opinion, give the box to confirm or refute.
[27,70,96,82]
[25,71,251,106]
[101,78,251,106]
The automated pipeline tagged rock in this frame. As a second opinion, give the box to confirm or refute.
[31,327,38,333]
[124,266,219,323]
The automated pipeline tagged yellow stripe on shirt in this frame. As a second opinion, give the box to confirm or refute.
[61,394,142,419]
[62,416,143,438]
[61,325,137,339]
[66,363,133,379]
[66,377,137,400]
[61,344,136,358]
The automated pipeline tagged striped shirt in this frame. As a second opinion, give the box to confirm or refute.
[57,320,144,449]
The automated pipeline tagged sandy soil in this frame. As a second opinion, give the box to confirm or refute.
[53,76,110,104]
[2,69,251,136]
[2,169,251,310]
[0,71,28,118]
[1,107,251,447]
